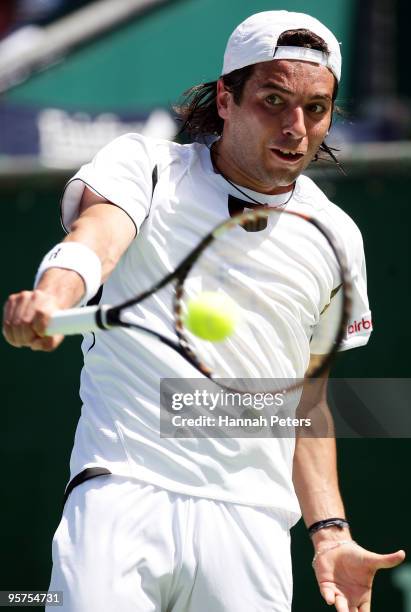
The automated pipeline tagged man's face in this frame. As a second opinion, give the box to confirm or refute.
[216,60,336,192]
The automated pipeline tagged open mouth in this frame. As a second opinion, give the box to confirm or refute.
[271,149,305,163]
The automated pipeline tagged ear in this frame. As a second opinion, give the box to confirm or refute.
[216,78,232,120]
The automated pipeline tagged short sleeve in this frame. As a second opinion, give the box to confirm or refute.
[60,133,156,234]
[310,226,373,354]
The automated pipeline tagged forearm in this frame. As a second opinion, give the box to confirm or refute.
[37,202,135,307]
[293,404,351,546]
[66,203,133,283]
[36,268,85,309]
[3,197,135,350]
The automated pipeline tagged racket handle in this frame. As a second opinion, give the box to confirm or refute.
[46,305,110,336]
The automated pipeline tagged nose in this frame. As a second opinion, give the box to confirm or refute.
[281,106,306,139]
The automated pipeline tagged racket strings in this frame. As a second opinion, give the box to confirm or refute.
[172,209,345,391]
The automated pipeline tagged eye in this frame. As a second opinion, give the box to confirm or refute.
[308,103,327,114]
[265,94,283,106]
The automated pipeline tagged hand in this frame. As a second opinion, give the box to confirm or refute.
[313,540,405,611]
[2,289,64,351]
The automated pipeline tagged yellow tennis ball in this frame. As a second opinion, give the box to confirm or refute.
[185,292,238,342]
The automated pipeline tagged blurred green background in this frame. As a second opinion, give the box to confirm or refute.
[1,0,410,610]
[4,0,355,109]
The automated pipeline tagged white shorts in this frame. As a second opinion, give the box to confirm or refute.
[48,475,293,611]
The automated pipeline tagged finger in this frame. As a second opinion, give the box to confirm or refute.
[2,295,19,345]
[349,607,359,612]
[31,335,64,352]
[4,294,37,346]
[31,307,52,337]
[11,291,32,323]
[3,296,15,326]
[373,550,406,570]
[335,594,350,612]
[359,602,371,612]
[14,292,44,345]
[13,318,38,347]
[320,586,336,606]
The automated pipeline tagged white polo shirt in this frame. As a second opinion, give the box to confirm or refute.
[60,134,372,523]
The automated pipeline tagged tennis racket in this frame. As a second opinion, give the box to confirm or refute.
[45,207,352,393]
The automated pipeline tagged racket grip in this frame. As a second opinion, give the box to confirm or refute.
[46,305,106,336]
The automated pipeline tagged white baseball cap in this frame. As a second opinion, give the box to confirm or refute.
[222,10,342,82]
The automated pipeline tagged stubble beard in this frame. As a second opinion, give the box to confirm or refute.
[223,127,303,191]
[233,145,299,190]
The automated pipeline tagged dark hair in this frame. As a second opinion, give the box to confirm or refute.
[174,29,342,170]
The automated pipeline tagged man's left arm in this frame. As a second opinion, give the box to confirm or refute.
[293,356,405,612]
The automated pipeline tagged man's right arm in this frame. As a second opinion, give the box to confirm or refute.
[2,187,136,352]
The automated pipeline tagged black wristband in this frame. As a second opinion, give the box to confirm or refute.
[308,518,350,537]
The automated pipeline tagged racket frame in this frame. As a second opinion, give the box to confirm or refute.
[47,207,353,390]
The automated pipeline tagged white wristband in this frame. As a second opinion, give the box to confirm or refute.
[34,242,102,306]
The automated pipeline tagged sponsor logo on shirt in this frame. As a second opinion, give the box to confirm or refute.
[347,317,373,336]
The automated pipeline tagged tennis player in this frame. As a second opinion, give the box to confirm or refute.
[3,10,405,612]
